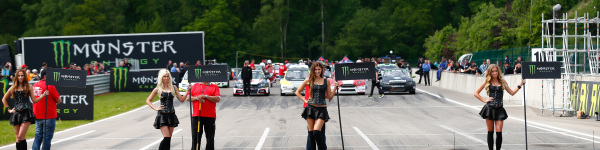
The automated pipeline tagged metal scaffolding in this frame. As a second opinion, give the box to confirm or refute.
[540,11,600,116]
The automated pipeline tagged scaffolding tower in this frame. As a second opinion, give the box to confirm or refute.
[540,11,600,116]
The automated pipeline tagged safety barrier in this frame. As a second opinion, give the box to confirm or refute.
[86,74,110,95]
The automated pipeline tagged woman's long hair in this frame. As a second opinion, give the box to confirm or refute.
[484,64,507,95]
[156,69,177,98]
[10,69,30,98]
[308,62,325,99]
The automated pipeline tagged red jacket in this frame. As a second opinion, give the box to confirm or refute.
[32,80,61,119]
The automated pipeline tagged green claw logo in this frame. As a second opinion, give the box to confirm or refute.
[1,78,7,114]
[529,65,536,74]
[112,67,129,91]
[195,68,201,78]
[54,72,60,82]
[342,66,349,76]
[51,40,71,68]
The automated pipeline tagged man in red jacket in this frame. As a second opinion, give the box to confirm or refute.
[32,69,61,150]
[188,82,221,150]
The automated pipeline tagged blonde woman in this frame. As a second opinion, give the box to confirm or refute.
[474,64,525,150]
[145,69,188,150]
[2,69,48,150]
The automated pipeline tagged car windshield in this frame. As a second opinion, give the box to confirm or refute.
[285,70,309,81]
[384,69,410,77]
[253,71,265,79]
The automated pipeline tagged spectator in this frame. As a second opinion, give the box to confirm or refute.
[2,62,12,77]
[21,64,28,70]
[196,60,202,66]
[166,60,173,70]
[31,69,40,81]
[471,65,482,75]
[26,69,34,81]
[504,55,510,65]
[451,62,461,73]
[39,62,47,73]
[480,59,489,73]
[119,61,125,68]
[123,59,132,70]
[250,59,256,70]
[514,56,522,66]
[84,64,92,76]
[468,61,479,74]
[170,63,179,73]
[417,58,424,84]
[504,62,514,75]
[259,60,266,68]
[179,62,186,83]
[422,60,431,86]
[514,62,522,74]
[436,57,447,82]
[99,64,107,74]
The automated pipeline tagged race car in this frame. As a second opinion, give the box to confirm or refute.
[379,68,416,94]
[279,66,309,96]
[232,70,271,96]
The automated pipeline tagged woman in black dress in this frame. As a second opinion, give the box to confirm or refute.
[2,69,48,150]
[145,69,188,150]
[474,64,525,150]
[296,62,337,150]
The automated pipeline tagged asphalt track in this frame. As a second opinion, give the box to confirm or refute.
[1,82,600,150]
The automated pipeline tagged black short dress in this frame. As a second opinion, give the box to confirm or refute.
[301,80,330,122]
[479,85,508,120]
[153,92,179,129]
[9,91,36,125]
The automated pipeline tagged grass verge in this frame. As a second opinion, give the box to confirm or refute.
[0,92,156,146]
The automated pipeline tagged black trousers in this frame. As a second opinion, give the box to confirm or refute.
[191,117,216,150]
[243,81,251,96]
[418,69,423,83]
[369,80,382,96]
[423,71,430,85]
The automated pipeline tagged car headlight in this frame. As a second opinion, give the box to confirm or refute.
[382,81,389,84]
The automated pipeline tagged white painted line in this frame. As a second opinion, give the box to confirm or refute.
[255,128,270,150]
[51,130,96,145]
[353,127,379,150]
[439,125,486,145]
[139,128,183,150]
[55,101,161,135]
[417,88,600,144]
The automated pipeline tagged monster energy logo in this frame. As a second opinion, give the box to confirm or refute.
[54,72,61,82]
[529,65,536,74]
[195,68,201,78]
[51,40,71,68]
[1,78,7,114]
[112,67,129,91]
[342,66,349,76]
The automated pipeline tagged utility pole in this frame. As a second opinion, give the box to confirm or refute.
[321,0,325,56]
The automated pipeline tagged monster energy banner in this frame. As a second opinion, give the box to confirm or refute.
[56,85,94,120]
[110,68,180,92]
[47,68,87,88]
[334,62,376,81]
[188,65,228,83]
[0,78,11,119]
[570,81,600,117]
[20,32,204,70]
[521,62,561,79]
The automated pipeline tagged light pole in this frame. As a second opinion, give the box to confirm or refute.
[236,51,238,69]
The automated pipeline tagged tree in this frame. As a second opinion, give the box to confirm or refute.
[424,25,457,61]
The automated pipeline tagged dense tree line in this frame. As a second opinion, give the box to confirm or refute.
[0,0,593,65]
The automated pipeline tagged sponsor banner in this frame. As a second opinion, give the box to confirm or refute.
[334,62,376,81]
[531,48,557,62]
[110,68,179,92]
[522,62,561,79]
[22,32,204,70]
[570,81,600,117]
[188,65,228,83]
[0,78,11,119]
[56,85,94,120]
[47,68,87,88]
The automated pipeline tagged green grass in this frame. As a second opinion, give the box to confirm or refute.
[0,92,158,146]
